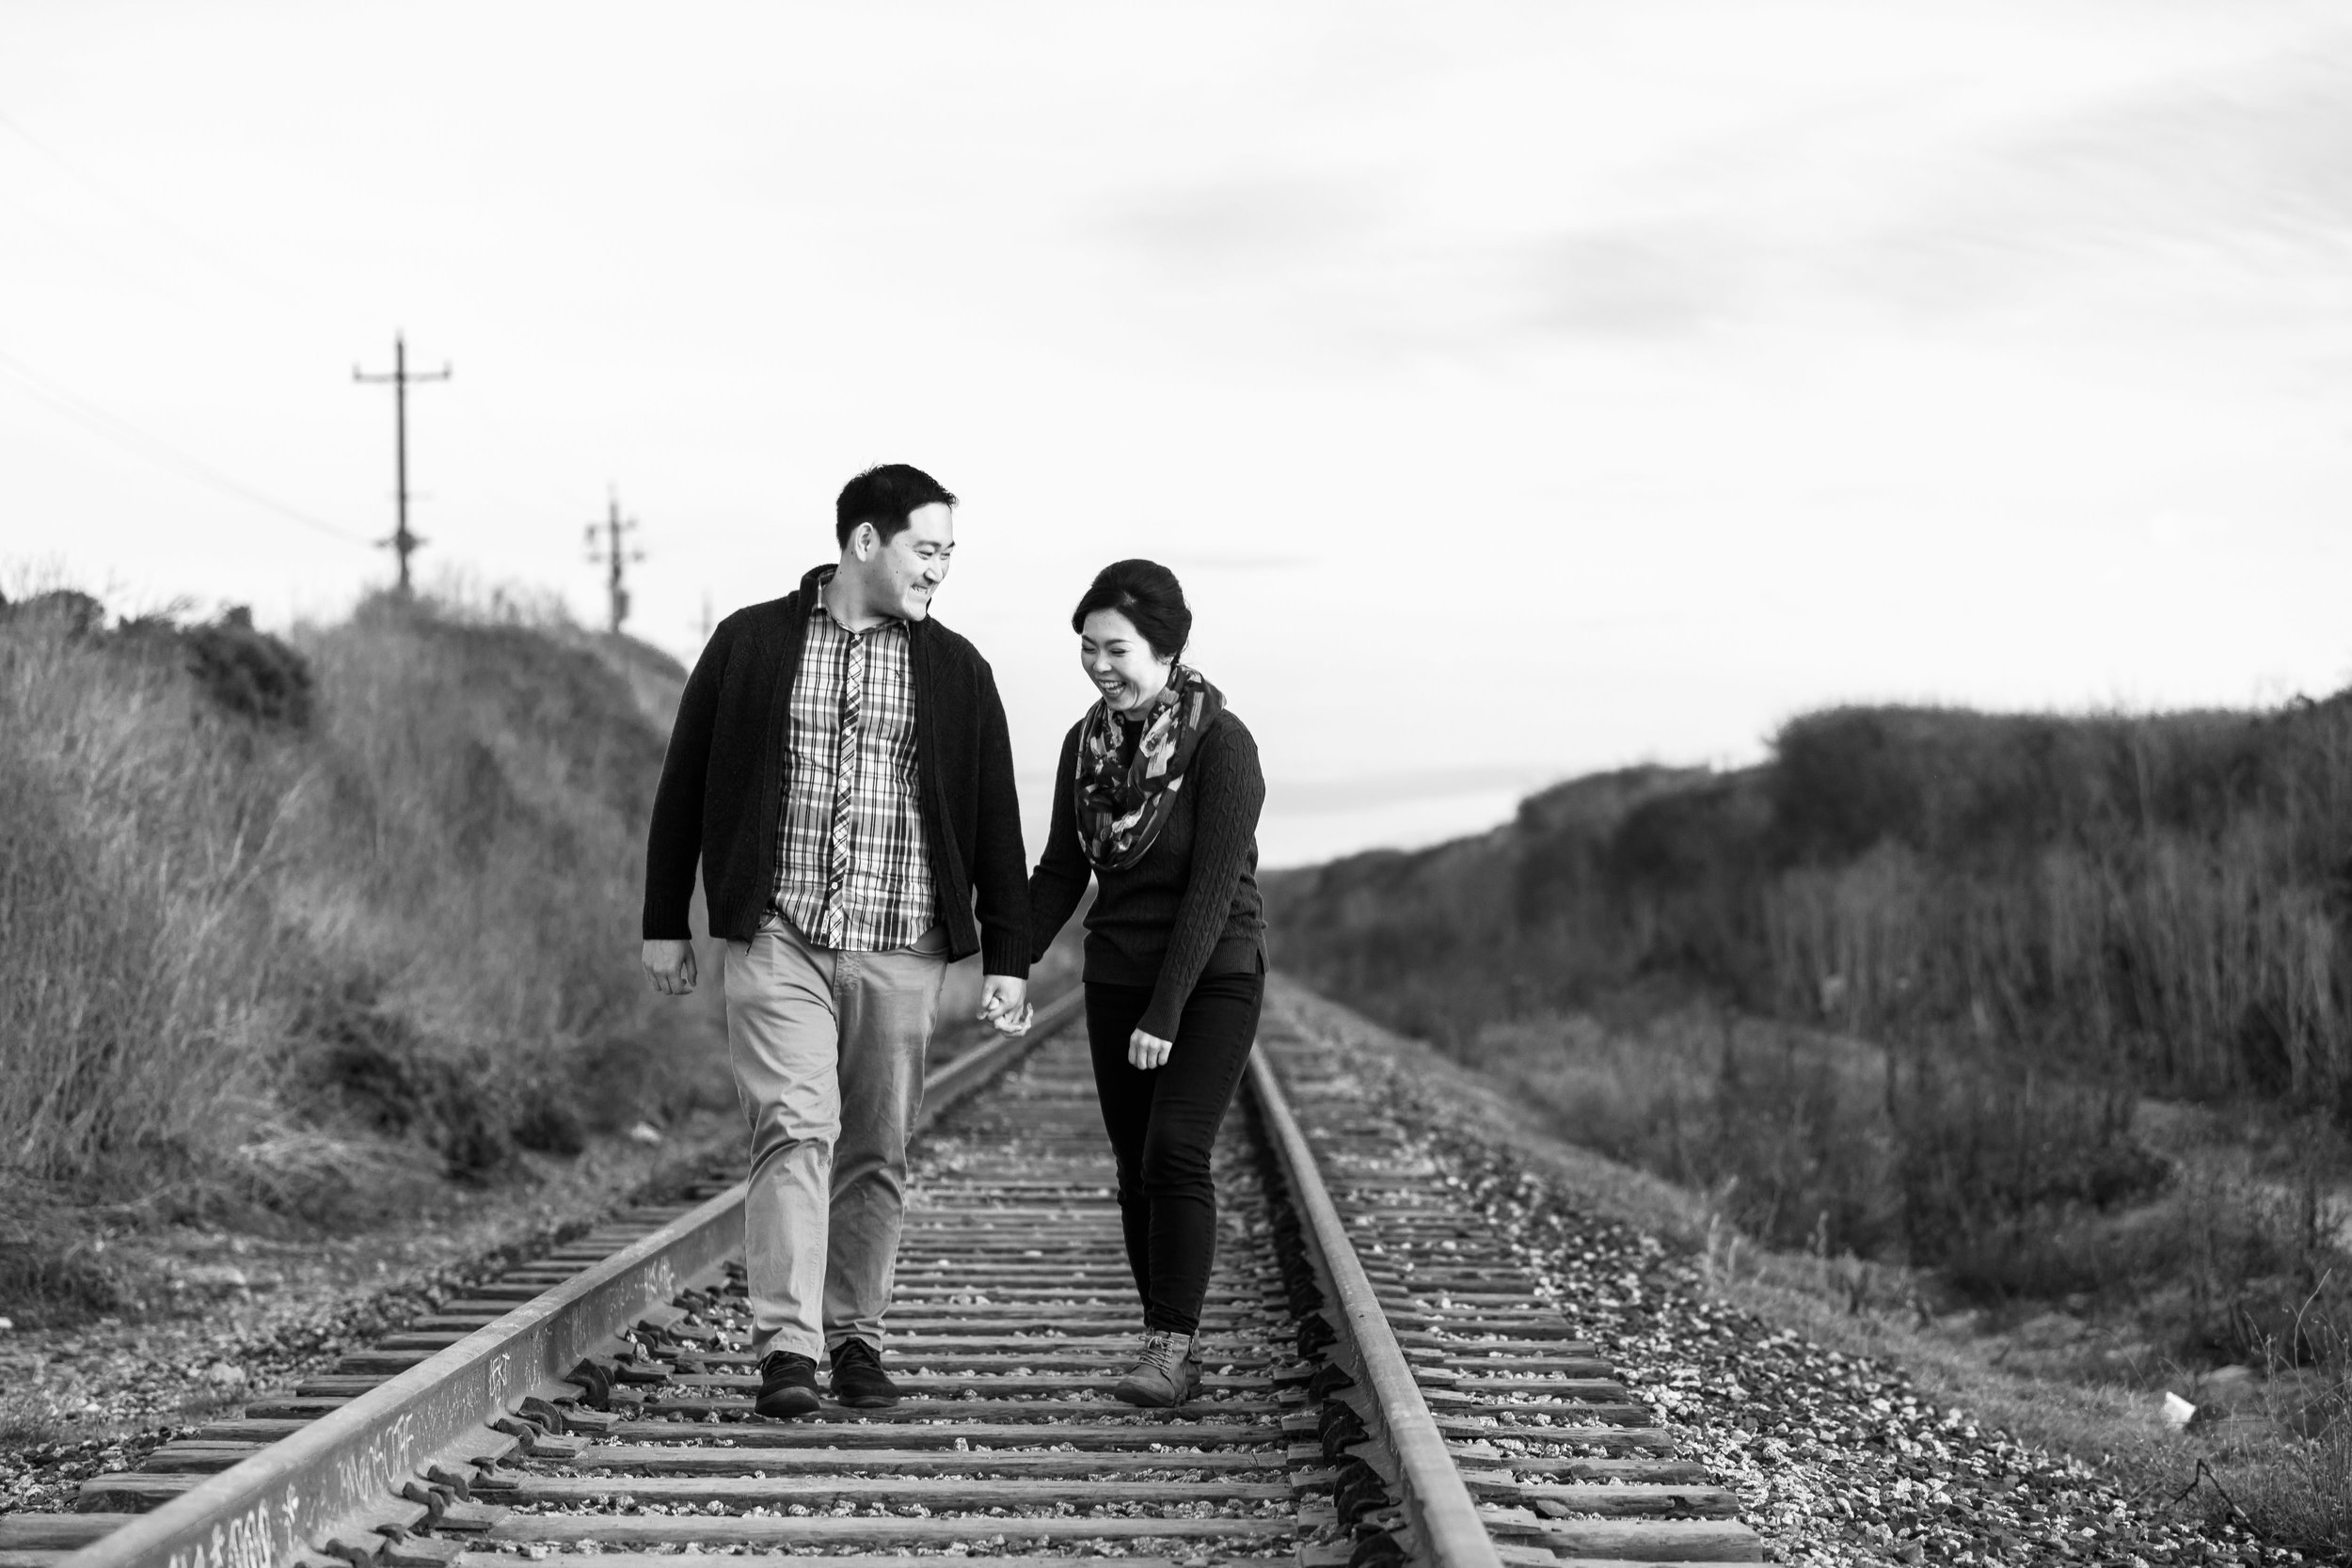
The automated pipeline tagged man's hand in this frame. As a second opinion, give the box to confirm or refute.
[643,940,698,996]
[1128,1029,1172,1070]
[977,974,1030,1035]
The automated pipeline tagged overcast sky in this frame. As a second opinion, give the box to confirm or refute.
[5,1,2347,865]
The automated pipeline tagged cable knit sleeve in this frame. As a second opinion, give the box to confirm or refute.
[1140,715,1263,1041]
[1025,721,1091,964]
[968,656,1031,977]
[642,613,734,940]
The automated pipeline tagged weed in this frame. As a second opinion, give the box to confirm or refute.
[1272,693,2352,1112]
[0,587,732,1318]
[0,1180,126,1327]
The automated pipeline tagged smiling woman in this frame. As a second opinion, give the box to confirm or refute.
[1025,557,1268,1408]
[1076,564,1189,716]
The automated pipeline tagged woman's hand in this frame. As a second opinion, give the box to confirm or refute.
[1128,1029,1173,1070]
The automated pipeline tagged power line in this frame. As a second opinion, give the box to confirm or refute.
[354,333,453,595]
[0,107,308,304]
[585,486,644,635]
[1,115,658,602]
[0,343,365,546]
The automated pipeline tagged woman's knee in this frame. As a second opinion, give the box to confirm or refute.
[1138,1129,1215,1196]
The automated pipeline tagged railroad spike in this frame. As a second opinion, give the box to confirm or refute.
[1334,1458,1392,1526]
[518,1395,569,1433]
[562,1356,616,1407]
[423,1463,474,1501]
[1308,1362,1359,1401]
[1318,1401,1371,1460]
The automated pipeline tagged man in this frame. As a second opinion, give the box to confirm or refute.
[641,463,1030,1418]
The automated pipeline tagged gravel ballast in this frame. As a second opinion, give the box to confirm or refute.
[0,1117,740,1520]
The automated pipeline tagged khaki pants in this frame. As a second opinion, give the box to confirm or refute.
[723,914,948,1360]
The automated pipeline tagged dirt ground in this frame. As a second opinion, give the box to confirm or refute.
[0,1109,739,1515]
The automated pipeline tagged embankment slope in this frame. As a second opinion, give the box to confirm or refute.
[0,591,730,1321]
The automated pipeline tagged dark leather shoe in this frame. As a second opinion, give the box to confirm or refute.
[828,1338,900,1408]
[755,1350,819,1418]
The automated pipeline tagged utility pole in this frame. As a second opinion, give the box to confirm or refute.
[585,486,644,635]
[353,332,452,595]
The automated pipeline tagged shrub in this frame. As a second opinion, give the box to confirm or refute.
[182,608,314,730]
[0,588,729,1243]
[1264,689,2352,1281]
[1271,694,2352,1111]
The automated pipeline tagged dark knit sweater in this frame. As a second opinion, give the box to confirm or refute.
[1027,707,1265,1040]
[642,565,1030,975]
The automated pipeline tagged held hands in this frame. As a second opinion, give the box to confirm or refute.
[978,974,1032,1036]
[642,940,697,996]
[1128,1029,1172,1070]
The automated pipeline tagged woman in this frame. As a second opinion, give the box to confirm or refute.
[1025,559,1267,1407]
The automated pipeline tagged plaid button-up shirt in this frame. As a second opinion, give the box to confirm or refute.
[771,574,936,951]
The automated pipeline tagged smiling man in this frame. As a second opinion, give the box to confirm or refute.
[640,463,1030,1417]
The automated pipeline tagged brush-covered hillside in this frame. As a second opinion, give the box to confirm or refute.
[1268,700,2352,1301]
[0,588,732,1320]
[1271,699,2352,1552]
[1273,699,2352,1104]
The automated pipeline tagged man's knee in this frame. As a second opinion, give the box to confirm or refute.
[749,1099,841,1164]
[834,1078,918,1163]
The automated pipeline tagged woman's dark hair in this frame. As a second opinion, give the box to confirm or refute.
[1072,559,1191,662]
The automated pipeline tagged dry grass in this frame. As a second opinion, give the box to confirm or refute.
[1276,976,2352,1559]
[1446,999,2177,1286]
[1445,997,2352,1555]
[1272,698,2352,1108]
[0,594,299,1188]
[1759,705,2352,1103]
[0,584,731,1323]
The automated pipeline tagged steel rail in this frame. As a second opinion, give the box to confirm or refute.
[1246,1047,1507,1568]
[57,988,1085,1568]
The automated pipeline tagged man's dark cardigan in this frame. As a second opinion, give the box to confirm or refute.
[642,565,1030,977]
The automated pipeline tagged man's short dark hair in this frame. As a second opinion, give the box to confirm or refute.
[836,464,958,548]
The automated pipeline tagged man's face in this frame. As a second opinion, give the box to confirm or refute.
[853,501,955,621]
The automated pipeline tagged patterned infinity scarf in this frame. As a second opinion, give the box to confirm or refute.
[1074,665,1227,872]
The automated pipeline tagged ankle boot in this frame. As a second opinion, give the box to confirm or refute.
[1112,1329,1202,1408]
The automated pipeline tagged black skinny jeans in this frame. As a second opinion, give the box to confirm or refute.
[1085,969,1265,1335]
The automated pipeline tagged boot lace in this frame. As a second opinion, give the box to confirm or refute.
[1133,1331,1183,1374]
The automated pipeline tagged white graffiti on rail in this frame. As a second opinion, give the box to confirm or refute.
[160,1489,287,1568]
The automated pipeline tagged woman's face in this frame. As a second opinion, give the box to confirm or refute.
[1080,609,1172,715]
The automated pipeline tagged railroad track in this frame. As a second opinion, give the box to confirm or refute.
[4,992,1762,1568]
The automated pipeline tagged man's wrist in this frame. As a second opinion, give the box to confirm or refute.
[978,935,1031,980]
